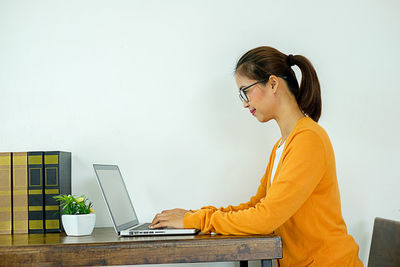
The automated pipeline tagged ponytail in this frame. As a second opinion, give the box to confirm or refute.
[235,46,322,122]
[290,54,321,122]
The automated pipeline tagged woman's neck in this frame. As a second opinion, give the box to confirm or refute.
[275,106,305,144]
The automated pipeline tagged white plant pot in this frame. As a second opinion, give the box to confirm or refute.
[61,213,96,236]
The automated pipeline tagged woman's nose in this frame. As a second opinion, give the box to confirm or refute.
[243,101,250,108]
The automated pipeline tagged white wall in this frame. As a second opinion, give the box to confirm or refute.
[1,0,399,266]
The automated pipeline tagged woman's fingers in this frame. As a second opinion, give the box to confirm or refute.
[150,221,165,229]
[150,208,188,229]
[150,216,169,229]
[151,211,171,228]
[151,213,159,225]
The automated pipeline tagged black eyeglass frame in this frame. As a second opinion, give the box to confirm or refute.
[239,74,287,103]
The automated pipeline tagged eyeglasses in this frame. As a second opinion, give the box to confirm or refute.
[238,74,287,103]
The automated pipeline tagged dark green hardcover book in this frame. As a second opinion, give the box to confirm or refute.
[28,152,44,233]
[44,151,71,233]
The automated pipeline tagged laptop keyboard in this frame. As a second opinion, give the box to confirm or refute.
[131,223,167,230]
[133,223,152,230]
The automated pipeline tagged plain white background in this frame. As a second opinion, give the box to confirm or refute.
[1,0,399,266]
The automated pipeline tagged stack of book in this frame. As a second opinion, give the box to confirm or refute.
[0,151,71,234]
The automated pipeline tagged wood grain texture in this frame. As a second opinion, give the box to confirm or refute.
[0,227,282,266]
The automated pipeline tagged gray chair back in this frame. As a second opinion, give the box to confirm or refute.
[368,217,400,267]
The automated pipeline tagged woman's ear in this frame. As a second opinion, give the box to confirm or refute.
[269,75,280,93]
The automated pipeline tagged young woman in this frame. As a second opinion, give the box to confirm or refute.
[151,46,363,266]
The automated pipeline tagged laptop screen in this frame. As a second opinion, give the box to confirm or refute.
[93,164,139,233]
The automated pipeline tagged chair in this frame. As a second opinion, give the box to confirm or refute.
[368,217,400,267]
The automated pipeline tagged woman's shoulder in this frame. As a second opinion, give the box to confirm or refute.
[289,117,333,151]
[283,117,335,166]
[295,117,329,138]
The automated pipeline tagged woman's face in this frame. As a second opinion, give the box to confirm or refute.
[235,73,277,123]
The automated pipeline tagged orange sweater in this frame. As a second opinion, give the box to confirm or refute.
[184,117,363,267]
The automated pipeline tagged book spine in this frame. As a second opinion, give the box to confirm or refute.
[0,152,12,234]
[28,152,44,233]
[58,151,71,232]
[58,152,71,197]
[12,152,28,234]
[44,151,71,233]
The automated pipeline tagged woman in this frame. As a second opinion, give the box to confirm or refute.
[151,46,363,266]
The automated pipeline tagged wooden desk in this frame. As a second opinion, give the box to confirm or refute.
[0,227,282,267]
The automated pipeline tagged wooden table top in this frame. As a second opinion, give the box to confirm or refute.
[0,227,282,266]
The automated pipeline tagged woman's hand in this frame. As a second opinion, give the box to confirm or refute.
[150,208,190,229]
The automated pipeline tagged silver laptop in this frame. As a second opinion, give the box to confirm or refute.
[93,164,199,236]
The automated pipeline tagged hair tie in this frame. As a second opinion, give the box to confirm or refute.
[287,54,295,67]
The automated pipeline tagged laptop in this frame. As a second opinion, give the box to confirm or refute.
[93,164,199,236]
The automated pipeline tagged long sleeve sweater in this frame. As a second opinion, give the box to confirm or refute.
[184,117,363,267]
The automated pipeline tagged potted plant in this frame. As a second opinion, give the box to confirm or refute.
[53,194,96,236]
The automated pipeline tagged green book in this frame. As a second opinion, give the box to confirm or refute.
[28,152,44,233]
[44,151,71,233]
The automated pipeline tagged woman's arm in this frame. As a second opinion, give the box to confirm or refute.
[198,149,275,213]
[184,130,327,234]
[199,174,268,212]
[150,176,268,229]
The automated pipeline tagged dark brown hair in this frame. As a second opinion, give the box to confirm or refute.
[235,46,322,122]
